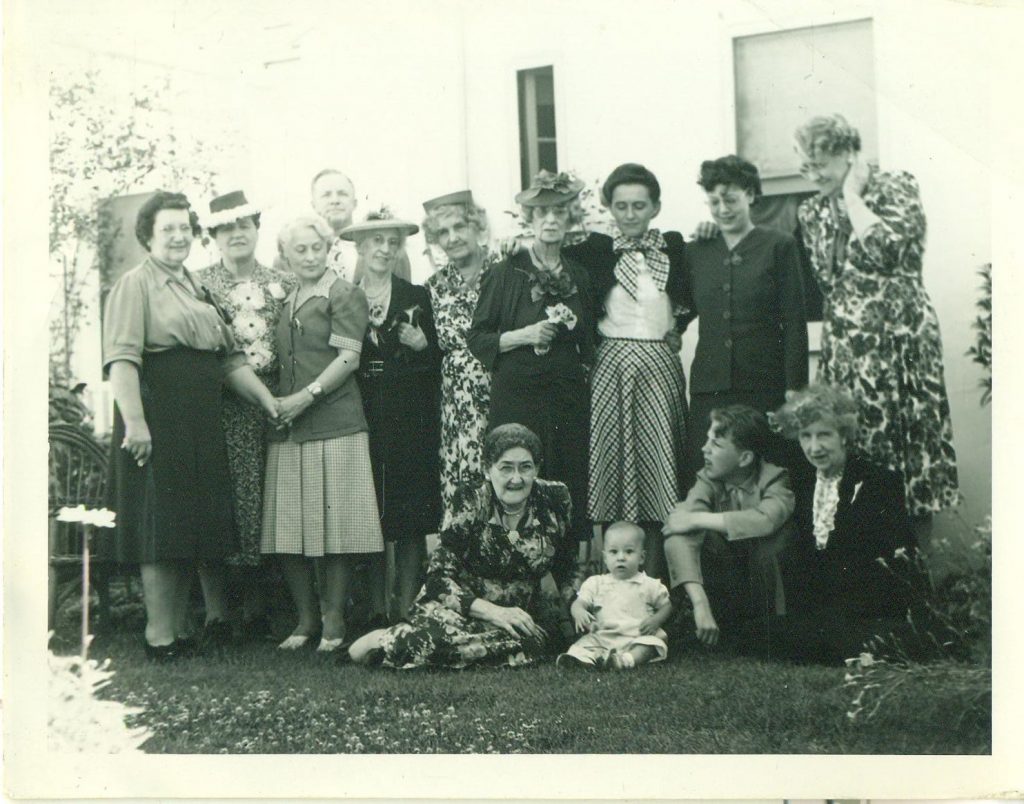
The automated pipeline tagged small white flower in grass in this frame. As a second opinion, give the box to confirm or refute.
[893,546,909,560]
[267,282,286,300]
[858,651,875,667]
[57,506,116,528]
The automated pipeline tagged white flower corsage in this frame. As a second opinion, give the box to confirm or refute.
[267,282,286,301]
[534,303,578,355]
[233,310,268,343]
[244,342,273,372]
[228,281,266,311]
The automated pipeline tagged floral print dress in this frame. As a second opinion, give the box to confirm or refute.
[378,479,572,669]
[196,260,296,565]
[424,256,498,519]
[797,168,959,516]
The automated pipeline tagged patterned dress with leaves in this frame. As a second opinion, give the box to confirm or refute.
[797,168,959,516]
[378,478,572,669]
[196,260,297,565]
[424,255,499,519]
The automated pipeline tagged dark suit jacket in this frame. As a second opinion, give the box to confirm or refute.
[561,231,690,335]
[685,226,808,394]
[782,453,917,619]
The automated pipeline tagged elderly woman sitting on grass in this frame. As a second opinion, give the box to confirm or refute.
[347,423,573,669]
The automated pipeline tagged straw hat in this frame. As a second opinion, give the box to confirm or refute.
[337,206,419,241]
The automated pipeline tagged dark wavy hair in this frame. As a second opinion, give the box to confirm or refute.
[482,423,543,470]
[698,155,762,198]
[601,162,661,206]
[709,405,771,460]
[135,191,201,250]
[208,213,262,239]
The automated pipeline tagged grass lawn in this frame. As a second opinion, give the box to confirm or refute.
[55,624,990,755]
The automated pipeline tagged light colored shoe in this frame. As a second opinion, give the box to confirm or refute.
[555,653,594,670]
[278,634,313,650]
[317,637,345,653]
[347,629,386,664]
[608,651,636,670]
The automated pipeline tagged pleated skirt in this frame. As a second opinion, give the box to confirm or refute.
[261,432,383,557]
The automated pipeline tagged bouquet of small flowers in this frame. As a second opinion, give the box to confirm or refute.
[535,303,577,355]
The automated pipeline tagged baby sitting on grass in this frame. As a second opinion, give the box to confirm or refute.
[556,521,672,670]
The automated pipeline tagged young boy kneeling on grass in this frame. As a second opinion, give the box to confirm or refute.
[662,405,794,651]
[557,522,672,670]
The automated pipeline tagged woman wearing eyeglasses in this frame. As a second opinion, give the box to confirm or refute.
[683,155,808,475]
[794,114,959,542]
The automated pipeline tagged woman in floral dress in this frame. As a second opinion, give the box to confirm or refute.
[198,191,295,636]
[421,191,500,520]
[794,114,959,540]
[347,423,572,669]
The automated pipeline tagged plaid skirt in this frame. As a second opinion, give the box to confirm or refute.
[261,432,383,557]
[588,338,687,523]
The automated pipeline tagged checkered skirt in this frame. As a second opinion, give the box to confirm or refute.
[588,338,687,523]
[261,432,383,556]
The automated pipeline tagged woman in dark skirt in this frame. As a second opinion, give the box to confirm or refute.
[103,191,279,660]
[341,208,442,622]
[468,170,594,586]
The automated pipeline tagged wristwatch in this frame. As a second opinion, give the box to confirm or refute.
[305,381,324,400]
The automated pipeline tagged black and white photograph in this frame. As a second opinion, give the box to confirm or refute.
[4,0,1021,798]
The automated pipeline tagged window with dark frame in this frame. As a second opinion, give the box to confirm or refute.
[517,66,557,190]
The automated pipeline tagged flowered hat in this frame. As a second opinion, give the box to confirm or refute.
[422,189,475,213]
[337,205,419,241]
[514,170,584,207]
[203,190,261,230]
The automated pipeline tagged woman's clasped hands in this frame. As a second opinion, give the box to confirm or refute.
[271,392,313,428]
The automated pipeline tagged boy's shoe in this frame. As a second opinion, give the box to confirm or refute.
[555,653,594,670]
[607,650,636,670]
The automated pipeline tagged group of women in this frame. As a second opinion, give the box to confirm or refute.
[102,112,960,667]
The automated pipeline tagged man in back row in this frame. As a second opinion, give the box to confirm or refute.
[310,168,412,284]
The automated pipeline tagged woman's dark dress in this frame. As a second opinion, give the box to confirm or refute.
[358,277,443,541]
[467,250,594,581]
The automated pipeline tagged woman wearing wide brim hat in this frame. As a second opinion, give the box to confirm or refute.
[197,190,297,645]
[340,208,443,624]
[467,170,595,589]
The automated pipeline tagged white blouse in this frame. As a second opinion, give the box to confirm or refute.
[811,471,842,550]
[597,258,673,341]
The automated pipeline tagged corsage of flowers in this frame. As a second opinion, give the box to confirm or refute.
[267,282,287,301]
[535,303,577,356]
[368,303,388,346]
[228,281,266,311]
[529,265,577,304]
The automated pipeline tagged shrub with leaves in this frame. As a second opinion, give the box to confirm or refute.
[966,262,992,405]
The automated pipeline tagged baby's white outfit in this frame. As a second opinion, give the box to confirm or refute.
[566,571,670,665]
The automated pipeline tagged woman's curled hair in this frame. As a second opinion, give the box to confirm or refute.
[135,191,201,250]
[794,113,862,158]
[421,203,489,246]
[698,155,762,198]
[772,383,860,444]
[482,423,543,470]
